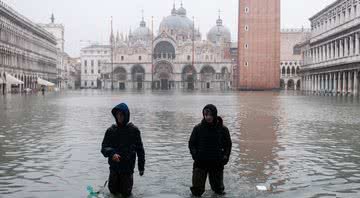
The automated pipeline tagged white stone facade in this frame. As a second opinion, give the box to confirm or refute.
[280,29,311,90]
[80,45,110,88]
[300,0,360,96]
[81,4,233,90]
[0,0,57,94]
[39,15,68,89]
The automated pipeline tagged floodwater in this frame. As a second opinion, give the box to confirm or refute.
[0,90,359,198]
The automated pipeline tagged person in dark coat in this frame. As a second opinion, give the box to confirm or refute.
[189,104,232,197]
[101,103,145,197]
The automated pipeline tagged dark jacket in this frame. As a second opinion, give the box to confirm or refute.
[101,103,145,174]
[189,116,232,169]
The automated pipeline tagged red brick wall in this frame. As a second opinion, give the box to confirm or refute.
[238,0,280,90]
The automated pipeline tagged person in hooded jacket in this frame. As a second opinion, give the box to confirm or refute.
[101,103,145,197]
[189,104,232,197]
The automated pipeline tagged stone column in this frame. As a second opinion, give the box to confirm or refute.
[330,73,333,92]
[335,40,338,58]
[356,33,360,55]
[325,74,329,92]
[344,37,349,57]
[333,73,337,93]
[310,49,314,63]
[320,74,323,91]
[350,35,354,56]
[324,45,327,61]
[313,75,316,92]
[338,72,342,93]
[340,39,344,57]
[329,42,333,59]
[343,72,347,94]
[306,76,309,91]
[312,48,315,63]
[348,71,352,94]
[317,74,320,92]
[317,47,320,62]
[312,75,314,92]
[354,70,358,96]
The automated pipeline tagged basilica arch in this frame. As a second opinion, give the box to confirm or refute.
[280,79,285,89]
[182,65,197,90]
[200,65,215,89]
[114,67,127,90]
[154,40,176,60]
[131,64,145,89]
[154,60,173,90]
[287,79,295,90]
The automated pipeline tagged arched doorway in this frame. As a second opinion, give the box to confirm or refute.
[280,79,285,89]
[114,67,127,90]
[132,65,145,90]
[200,66,215,89]
[154,61,173,90]
[288,79,295,90]
[182,65,196,90]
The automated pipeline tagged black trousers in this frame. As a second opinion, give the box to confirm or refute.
[190,167,225,196]
[108,170,133,197]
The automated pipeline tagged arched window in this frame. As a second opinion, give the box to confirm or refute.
[154,41,176,59]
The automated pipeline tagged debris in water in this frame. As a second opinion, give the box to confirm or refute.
[256,185,267,191]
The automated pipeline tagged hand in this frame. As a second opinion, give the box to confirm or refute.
[112,154,121,162]
[139,170,144,176]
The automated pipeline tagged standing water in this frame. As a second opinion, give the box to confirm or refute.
[0,90,359,198]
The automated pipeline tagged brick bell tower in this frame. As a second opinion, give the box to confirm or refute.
[237,0,280,90]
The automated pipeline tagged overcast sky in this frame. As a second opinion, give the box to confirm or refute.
[3,0,335,57]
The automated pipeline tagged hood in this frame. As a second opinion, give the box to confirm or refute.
[111,103,130,126]
[202,104,223,125]
[203,104,218,118]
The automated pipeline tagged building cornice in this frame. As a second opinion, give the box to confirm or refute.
[0,0,57,45]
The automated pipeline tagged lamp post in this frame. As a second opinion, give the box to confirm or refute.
[151,16,154,89]
[110,16,114,90]
[111,42,114,90]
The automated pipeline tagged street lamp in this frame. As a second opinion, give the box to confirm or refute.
[111,42,114,90]
[110,16,114,91]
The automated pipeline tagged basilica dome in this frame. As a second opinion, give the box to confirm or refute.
[159,4,193,36]
[207,17,231,43]
[132,18,152,41]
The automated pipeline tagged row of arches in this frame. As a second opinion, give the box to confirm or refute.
[281,66,300,76]
[280,79,301,90]
[103,63,231,90]
[110,64,230,81]
[1,72,51,94]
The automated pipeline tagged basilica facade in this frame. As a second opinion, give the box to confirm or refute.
[81,4,234,90]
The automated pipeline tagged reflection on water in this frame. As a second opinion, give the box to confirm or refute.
[0,91,359,198]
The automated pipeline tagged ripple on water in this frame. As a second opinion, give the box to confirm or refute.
[0,91,360,197]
